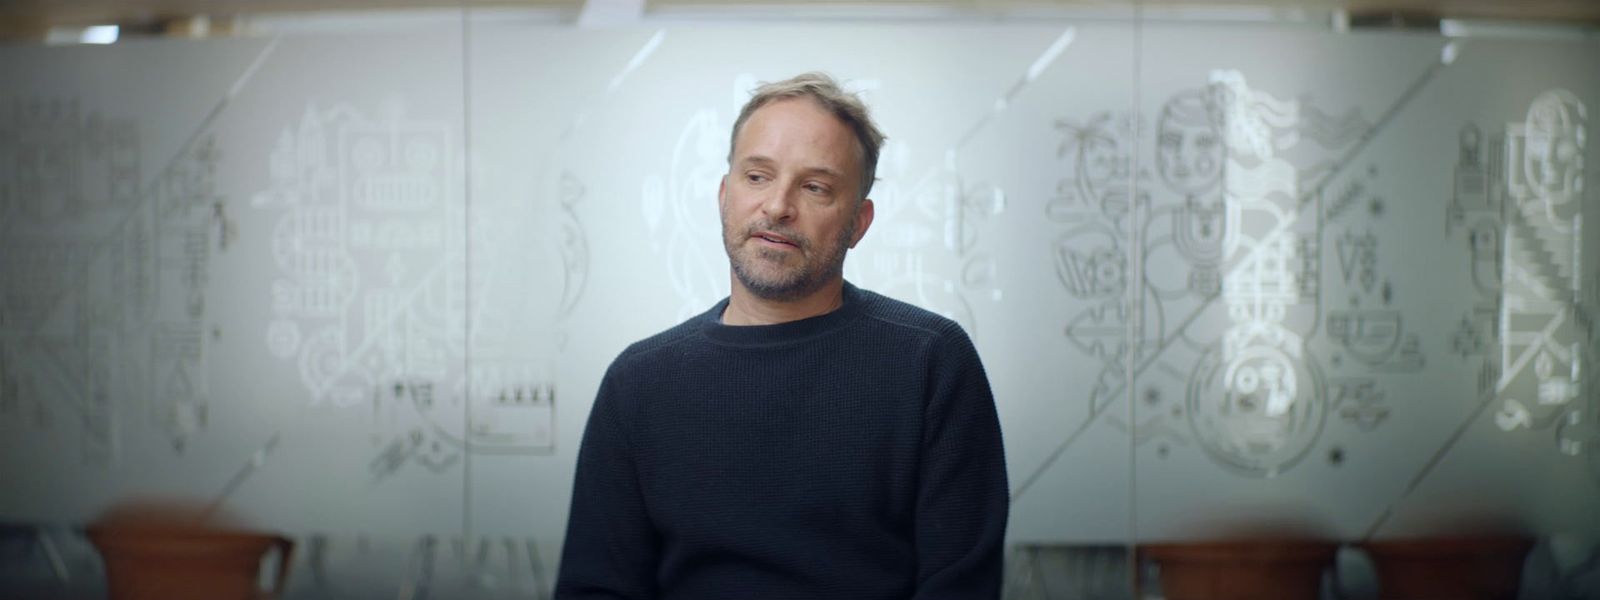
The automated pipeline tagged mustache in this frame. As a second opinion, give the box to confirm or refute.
[744,221,810,249]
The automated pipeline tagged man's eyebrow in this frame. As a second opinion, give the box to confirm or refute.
[732,155,851,180]
[735,155,845,180]
[801,166,845,180]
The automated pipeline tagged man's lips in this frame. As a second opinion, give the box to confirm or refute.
[751,231,799,248]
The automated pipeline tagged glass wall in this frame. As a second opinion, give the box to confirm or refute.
[1,8,1596,599]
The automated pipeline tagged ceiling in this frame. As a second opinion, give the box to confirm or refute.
[2,0,1597,40]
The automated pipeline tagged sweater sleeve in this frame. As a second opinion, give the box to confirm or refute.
[912,327,1010,599]
[555,362,659,599]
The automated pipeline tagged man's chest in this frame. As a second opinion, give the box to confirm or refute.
[628,376,925,542]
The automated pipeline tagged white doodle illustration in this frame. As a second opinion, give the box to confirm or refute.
[1034,68,1413,480]
[254,99,580,479]
[642,107,729,322]
[1492,91,1587,448]
[857,141,1004,335]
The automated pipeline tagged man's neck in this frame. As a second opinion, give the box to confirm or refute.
[721,277,846,326]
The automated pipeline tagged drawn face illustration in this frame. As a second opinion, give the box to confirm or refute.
[1520,91,1585,203]
[1081,134,1125,187]
[1157,92,1225,195]
[719,98,872,301]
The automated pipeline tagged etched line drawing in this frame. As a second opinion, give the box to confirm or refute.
[1365,86,1591,538]
[1328,378,1389,431]
[1015,45,1441,499]
[0,99,233,459]
[254,100,459,404]
[1186,341,1327,476]
[1335,230,1378,294]
[0,40,277,463]
[1187,69,1331,476]
[255,97,566,477]
[1327,309,1424,372]
[1055,224,1124,299]
[855,151,1004,335]
[1324,172,1372,223]
[643,107,729,321]
[1495,90,1586,438]
[1104,383,1193,451]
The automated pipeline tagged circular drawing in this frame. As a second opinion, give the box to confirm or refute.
[1187,342,1326,477]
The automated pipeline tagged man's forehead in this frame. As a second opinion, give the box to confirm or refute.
[732,100,863,167]
[741,99,849,138]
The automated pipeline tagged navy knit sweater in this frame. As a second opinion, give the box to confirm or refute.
[555,282,1009,599]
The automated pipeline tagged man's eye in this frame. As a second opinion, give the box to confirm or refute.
[745,173,767,183]
[804,183,828,194]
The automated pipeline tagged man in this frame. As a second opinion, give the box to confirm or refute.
[555,72,1008,599]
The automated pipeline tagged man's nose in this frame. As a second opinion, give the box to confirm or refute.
[760,182,799,222]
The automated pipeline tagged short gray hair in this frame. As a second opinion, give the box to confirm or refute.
[728,72,887,200]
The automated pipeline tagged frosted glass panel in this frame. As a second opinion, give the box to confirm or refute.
[2,13,1597,599]
[1123,27,1600,541]
[0,29,471,536]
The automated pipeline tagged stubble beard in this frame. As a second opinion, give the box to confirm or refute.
[722,215,856,303]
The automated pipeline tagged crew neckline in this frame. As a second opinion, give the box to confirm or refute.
[699,281,866,347]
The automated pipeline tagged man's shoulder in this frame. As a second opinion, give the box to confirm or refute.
[610,307,714,370]
[853,286,971,346]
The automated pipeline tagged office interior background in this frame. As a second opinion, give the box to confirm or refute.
[1,0,1598,597]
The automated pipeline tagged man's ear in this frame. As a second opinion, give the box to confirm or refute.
[848,198,875,249]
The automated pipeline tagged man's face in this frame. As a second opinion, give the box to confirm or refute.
[720,97,874,301]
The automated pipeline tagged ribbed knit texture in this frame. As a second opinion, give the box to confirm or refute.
[555,282,1009,600]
